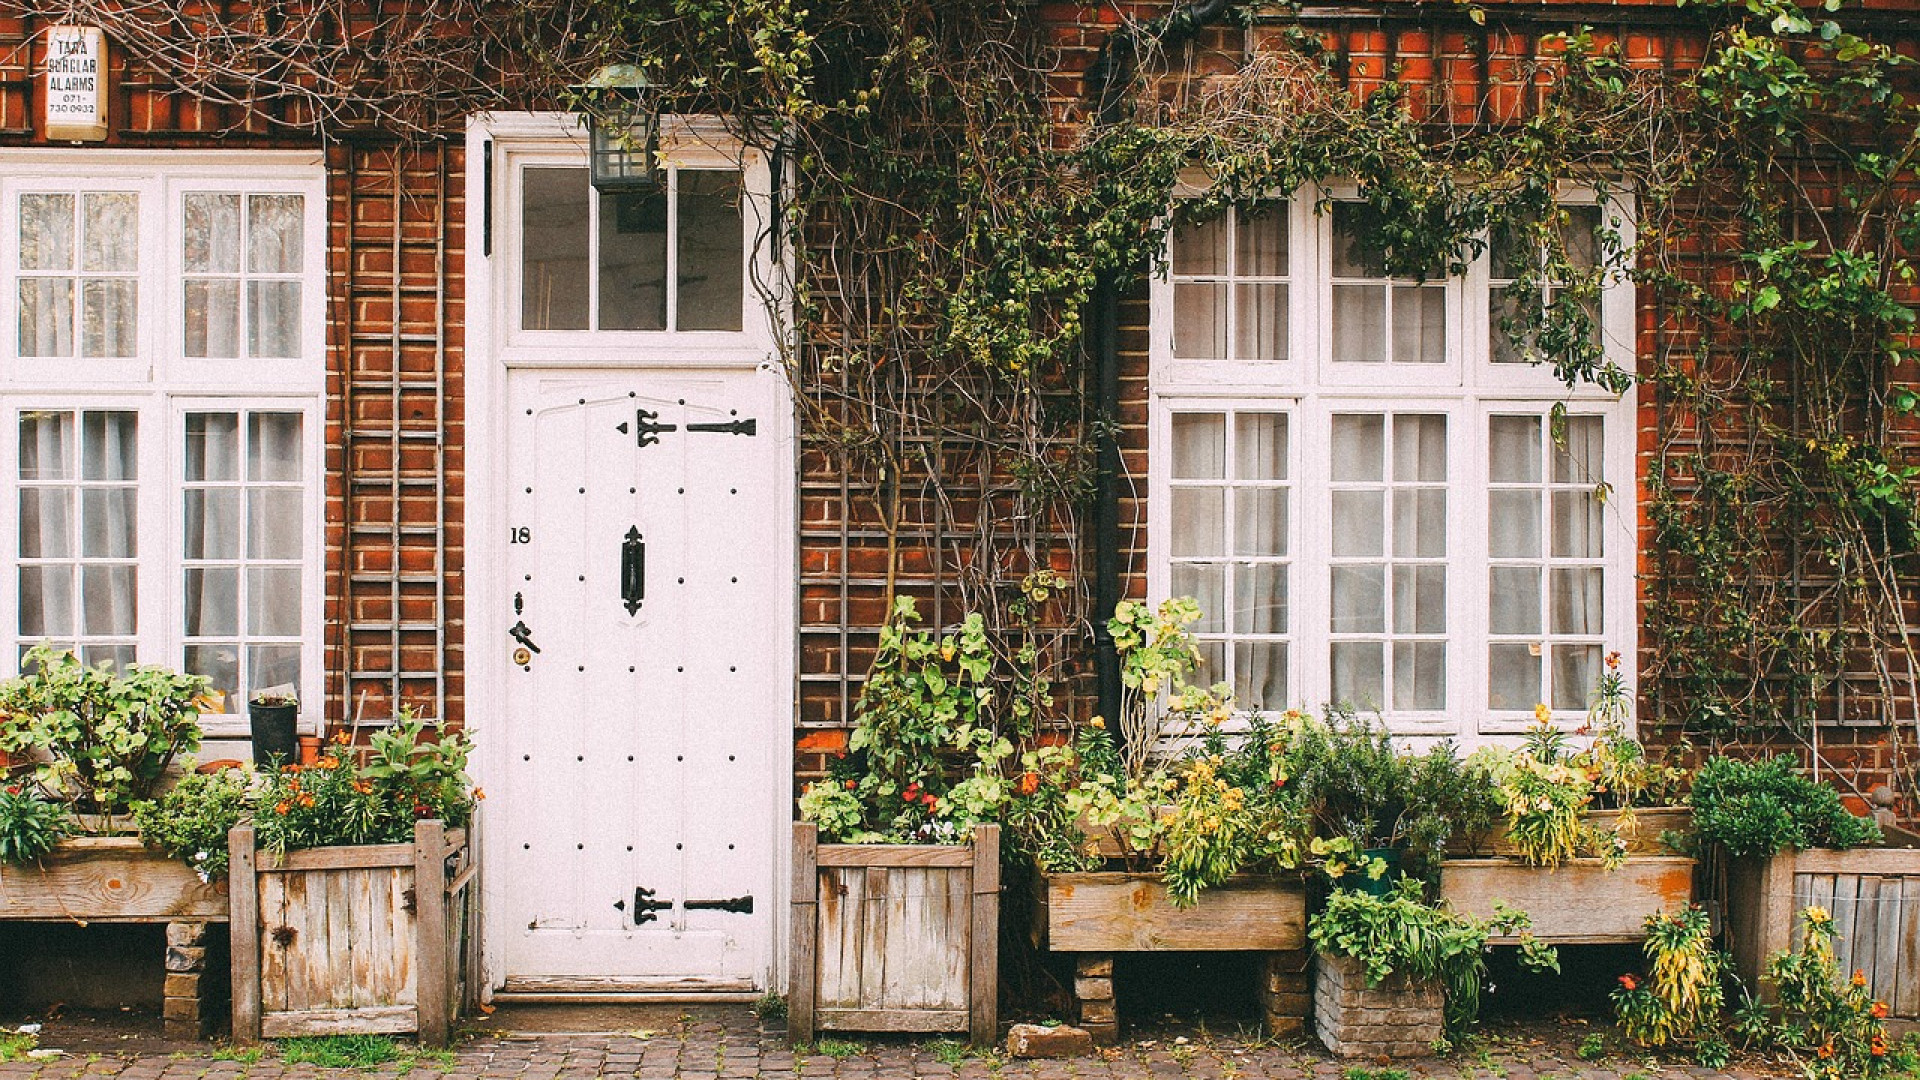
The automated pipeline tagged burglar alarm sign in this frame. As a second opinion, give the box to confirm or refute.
[44,26,107,142]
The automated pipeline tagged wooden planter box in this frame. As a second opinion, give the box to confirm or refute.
[788,823,999,1046]
[228,819,475,1046]
[1728,833,1920,1027]
[1314,951,1444,1059]
[1439,855,1695,943]
[0,836,230,1038]
[1449,807,1693,858]
[1035,871,1309,1043]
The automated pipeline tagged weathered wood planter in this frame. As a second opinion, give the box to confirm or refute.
[1439,856,1695,943]
[1452,807,1693,859]
[788,823,999,1046]
[0,836,230,1038]
[1034,872,1309,1044]
[1727,832,1920,1028]
[1313,951,1444,1059]
[228,820,474,1046]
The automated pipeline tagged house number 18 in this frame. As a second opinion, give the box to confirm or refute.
[510,527,530,544]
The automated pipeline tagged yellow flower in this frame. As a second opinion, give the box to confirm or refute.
[1088,716,1106,730]
[1533,702,1552,725]
[1806,906,1832,924]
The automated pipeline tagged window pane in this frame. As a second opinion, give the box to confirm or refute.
[183,490,242,559]
[81,412,137,481]
[522,167,591,331]
[1393,489,1446,557]
[1170,487,1224,557]
[1235,487,1287,556]
[1169,562,1225,633]
[1331,284,1384,363]
[81,278,137,357]
[1489,644,1542,710]
[20,193,75,270]
[80,565,136,635]
[1393,566,1446,634]
[18,564,73,636]
[1331,415,1384,481]
[1560,205,1602,270]
[677,171,744,331]
[1549,567,1605,635]
[1173,282,1227,360]
[1236,203,1287,276]
[184,279,241,358]
[183,193,241,274]
[1172,215,1227,276]
[1489,217,1531,281]
[248,644,302,698]
[1551,644,1601,710]
[81,643,135,671]
[247,489,303,559]
[1489,416,1542,482]
[1330,566,1384,633]
[1234,641,1287,711]
[1488,491,1542,558]
[248,568,302,636]
[82,193,138,272]
[1233,562,1287,634]
[184,645,239,708]
[18,279,74,357]
[1330,641,1384,707]
[1553,416,1606,483]
[1331,203,1381,277]
[1490,285,1527,364]
[1171,413,1224,479]
[1394,415,1448,481]
[1331,490,1384,557]
[247,280,301,358]
[1235,413,1286,480]
[183,567,240,635]
[20,412,72,480]
[1393,284,1445,363]
[248,194,304,274]
[185,413,240,481]
[248,413,303,481]
[19,489,71,558]
[1233,282,1286,362]
[80,489,136,557]
[1489,566,1542,635]
[596,187,668,331]
[1196,640,1225,684]
[1394,642,1446,710]
[1551,490,1603,558]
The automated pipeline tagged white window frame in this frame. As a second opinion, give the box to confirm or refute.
[0,151,327,736]
[1150,181,1639,746]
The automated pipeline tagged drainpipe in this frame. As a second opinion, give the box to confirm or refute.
[1086,0,1235,725]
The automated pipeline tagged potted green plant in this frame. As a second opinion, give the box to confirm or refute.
[792,597,1005,1047]
[229,714,478,1046]
[1694,755,1912,1021]
[246,691,300,767]
[1310,878,1556,1057]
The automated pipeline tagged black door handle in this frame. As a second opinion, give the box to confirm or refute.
[622,527,645,615]
[508,620,540,653]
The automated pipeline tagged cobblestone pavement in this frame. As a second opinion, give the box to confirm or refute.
[0,1006,1795,1080]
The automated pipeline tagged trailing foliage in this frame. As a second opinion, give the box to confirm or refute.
[1688,755,1882,857]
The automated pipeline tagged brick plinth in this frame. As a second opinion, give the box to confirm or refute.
[1312,952,1443,1059]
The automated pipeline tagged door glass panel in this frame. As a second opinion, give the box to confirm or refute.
[677,171,744,331]
[598,187,667,331]
[522,167,591,331]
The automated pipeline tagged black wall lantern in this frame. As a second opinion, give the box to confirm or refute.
[584,64,659,193]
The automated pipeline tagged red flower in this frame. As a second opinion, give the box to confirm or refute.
[413,803,431,818]
[1017,772,1040,796]
[921,793,937,808]
[844,780,857,791]
[1617,974,1638,992]
[3,785,18,797]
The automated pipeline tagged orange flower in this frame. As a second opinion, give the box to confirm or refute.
[1872,1038,1889,1057]
[1617,974,1637,992]
[332,729,352,745]
[473,787,486,801]
[352,779,373,795]
[317,756,340,770]
[297,793,315,808]
[274,801,291,814]
[280,763,303,774]
[1873,1001,1891,1019]
[1817,1043,1834,1060]
[1605,650,1622,670]
[1018,772,1040,796]
[1853,970,1868,987]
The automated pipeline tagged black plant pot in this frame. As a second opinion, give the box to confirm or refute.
[249,702,300,767]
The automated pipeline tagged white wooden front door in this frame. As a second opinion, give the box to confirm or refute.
[497,366,783,992]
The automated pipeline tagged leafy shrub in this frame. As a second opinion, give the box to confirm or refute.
[1688,756,1881,857]
[253,715,475,855]
[1612,906,1724,1047]
[131,765,253,881]
[0,646,207,813]
[0,783,71,864]
[1309,877,1555,1030]
[1734,906,1910,1079]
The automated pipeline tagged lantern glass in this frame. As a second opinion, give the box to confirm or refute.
[589,107,659,193]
